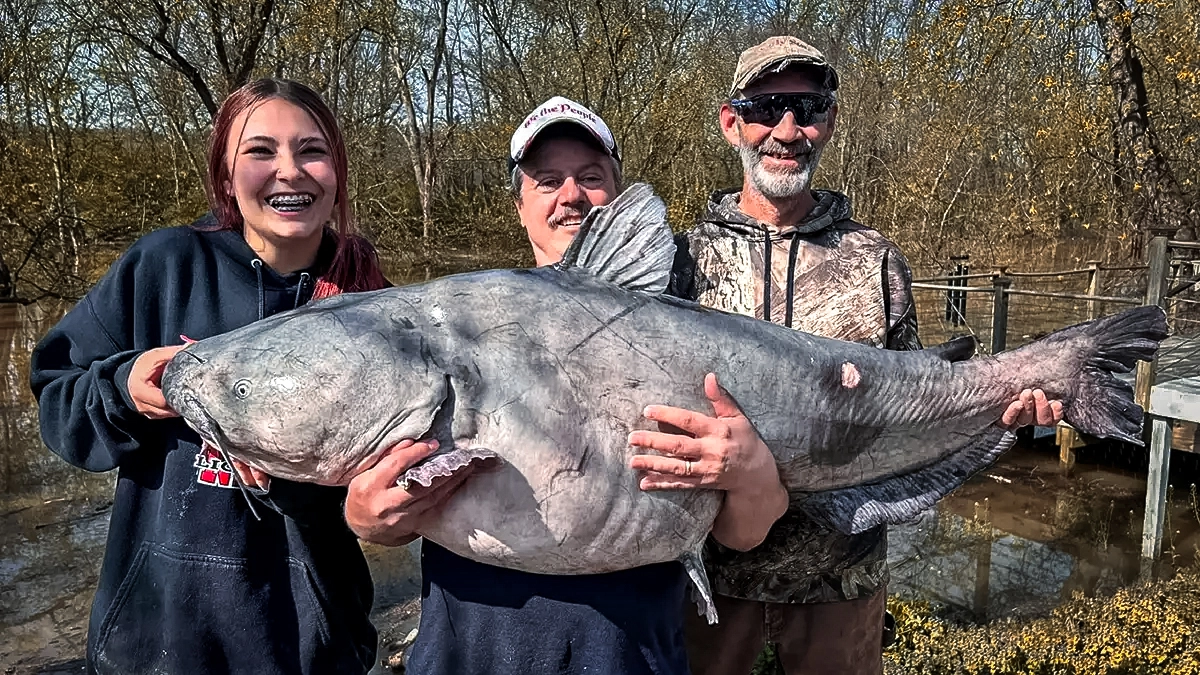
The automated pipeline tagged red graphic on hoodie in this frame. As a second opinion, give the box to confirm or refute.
[194,446,236,488]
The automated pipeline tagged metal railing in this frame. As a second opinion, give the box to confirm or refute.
[911,239,1200,564]
[911,261,1149,356]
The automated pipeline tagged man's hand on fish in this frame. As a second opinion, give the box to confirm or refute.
[628,373,788,550]
[127,345,187,419]
[344,439,477,547]
[999,389,1064,430]
[629,373,780,492]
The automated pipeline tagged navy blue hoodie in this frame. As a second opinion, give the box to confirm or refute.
[29,224,377,674]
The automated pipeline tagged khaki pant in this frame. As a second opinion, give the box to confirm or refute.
[684,588,887,675]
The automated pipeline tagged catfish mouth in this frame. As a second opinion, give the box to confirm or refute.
[162,350,233,452]
[169,387,235,456]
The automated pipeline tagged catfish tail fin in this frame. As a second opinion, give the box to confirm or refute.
[1033,305,1167,445]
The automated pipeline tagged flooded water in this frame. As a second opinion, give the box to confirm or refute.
[2,241,1199,673]
[889,446,1200,623]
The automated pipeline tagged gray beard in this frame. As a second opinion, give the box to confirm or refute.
[738,137,823,200]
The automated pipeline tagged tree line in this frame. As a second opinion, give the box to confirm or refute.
[1,0,1197,300]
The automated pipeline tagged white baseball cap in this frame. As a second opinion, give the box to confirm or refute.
[508,96,619,169]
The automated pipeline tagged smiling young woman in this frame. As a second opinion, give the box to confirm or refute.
[29,79,388,675]
[206,78,386,297]
[223,97,338,273]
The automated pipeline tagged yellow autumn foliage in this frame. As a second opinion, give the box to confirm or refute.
[885,570,1200,674]
[1,0,1198,298]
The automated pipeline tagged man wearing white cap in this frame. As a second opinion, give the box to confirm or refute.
[345,96,785,675]
[506,96,624,265]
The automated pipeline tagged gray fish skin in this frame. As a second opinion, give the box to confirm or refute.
[160,184,1166,578]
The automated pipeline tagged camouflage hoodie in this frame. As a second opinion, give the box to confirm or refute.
[669,188,921,604]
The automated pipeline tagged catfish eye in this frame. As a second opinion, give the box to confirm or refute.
[233,379,253,399]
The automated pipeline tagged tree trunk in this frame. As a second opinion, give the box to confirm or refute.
[1091,0,1193,247]
[0,252,13,299]
[393,0,452,248]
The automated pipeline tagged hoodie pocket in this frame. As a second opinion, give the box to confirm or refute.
[92,542,339,675]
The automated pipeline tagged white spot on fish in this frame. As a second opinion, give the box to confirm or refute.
[468,530,515,558]
[273,376,297,392]
[841,362,861,388]
[429,303,446,326]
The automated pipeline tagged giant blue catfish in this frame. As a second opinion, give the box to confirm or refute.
[161,184,1166,621]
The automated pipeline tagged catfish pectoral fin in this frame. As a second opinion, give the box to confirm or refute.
[398,447,501,490]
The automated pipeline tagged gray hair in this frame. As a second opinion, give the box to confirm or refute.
[510,157,624,203]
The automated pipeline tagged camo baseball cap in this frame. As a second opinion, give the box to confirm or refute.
[729,36,840,98]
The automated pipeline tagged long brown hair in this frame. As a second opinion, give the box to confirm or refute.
[204,78,387,299]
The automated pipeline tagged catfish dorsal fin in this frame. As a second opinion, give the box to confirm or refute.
[558,182,676,293]
[928,334,977,362]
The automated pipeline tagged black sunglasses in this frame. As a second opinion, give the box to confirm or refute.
[729,93,833,127]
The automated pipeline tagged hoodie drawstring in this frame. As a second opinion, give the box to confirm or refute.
[784,234,801,328]
[294,272,310,308]
[251,259,265,321]
[763,232,803,327]
[761,232,772,322]
[252,260,311,314]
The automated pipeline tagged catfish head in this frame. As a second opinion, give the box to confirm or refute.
[161,295,447,485]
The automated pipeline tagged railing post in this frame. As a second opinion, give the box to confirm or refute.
[1142,416,1172,560]
[990,274,1011,354]
[1062,259,1096,475]
[1086,261,1102,321]
[1137,236,1170,563]
[946,255,969,326]
[1135,236,1169,410]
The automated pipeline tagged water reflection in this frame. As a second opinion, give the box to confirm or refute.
[0,302,110,673]
[0,304,116,502]
[889,447,1198,624]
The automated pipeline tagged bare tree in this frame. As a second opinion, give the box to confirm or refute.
[1091,0,1194,243]
[85,0,278,119]
[386,0,456,244]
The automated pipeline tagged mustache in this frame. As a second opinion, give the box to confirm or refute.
[548,209,587,228]
[754,137,814,157]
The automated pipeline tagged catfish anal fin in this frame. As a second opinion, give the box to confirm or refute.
[798,427,1016,534]
[680,544,718,624]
